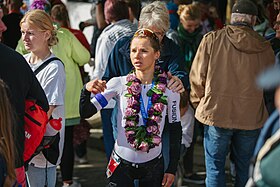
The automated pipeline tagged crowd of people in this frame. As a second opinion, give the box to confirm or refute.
[0,0,280,187]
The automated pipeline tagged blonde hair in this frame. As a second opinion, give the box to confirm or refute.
[178,4,201,22]
[0,80,16,186]
[20,9,58,46]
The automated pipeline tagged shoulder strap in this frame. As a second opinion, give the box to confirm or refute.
[34,57,62,75]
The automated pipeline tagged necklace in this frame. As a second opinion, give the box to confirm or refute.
[124,66,168,152]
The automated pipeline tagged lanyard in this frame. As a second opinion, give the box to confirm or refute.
[140,82,154,126]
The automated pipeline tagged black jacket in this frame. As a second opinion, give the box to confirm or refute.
[0,43,49,168]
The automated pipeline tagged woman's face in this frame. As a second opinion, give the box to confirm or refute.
[130,37,160,72]
[21,22,50,52]
[181,19,200,33]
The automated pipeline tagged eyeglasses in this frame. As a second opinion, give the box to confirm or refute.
[133,28,159,42]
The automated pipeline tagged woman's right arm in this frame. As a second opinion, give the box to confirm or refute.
[79,86,97,118]
[79,79,106,118]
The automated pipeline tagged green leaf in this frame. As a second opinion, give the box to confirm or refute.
[126,81,132,86]
[140,131,146,139]
[151,87,162,95]
[125,93,132,97]
[125,116,137,120]
[146,89,153,97]
[126,126,136,131]
[158,95,168,105]
[153,111,161,116]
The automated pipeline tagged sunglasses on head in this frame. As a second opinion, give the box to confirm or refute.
[133,28,159,42]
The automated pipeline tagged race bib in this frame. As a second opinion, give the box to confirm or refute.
[106,151,121,178]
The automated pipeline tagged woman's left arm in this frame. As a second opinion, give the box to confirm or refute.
[162,121,182,187]
[162,91,182,187]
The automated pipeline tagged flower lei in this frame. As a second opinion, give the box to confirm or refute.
[124,66,168,152]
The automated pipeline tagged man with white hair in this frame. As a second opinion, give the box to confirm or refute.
[189,0,274,186]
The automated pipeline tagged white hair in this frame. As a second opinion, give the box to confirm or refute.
[138,1,170,33]
[230,13,257,26]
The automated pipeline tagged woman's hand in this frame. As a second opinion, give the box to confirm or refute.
[167,72,185,93]
[161,173,175,187]
[85,79,107,94]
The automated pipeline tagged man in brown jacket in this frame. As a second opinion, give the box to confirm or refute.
[189,0,275,186]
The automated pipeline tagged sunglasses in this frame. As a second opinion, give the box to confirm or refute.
[133,28,159,42]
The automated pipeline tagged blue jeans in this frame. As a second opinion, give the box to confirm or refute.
[26,165,57,187]
[101,109,115,160]
[204,125,260,187]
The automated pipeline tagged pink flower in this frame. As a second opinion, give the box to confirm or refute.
[151,94,160,103]
[138,142,149,152]
[132,139,138,147]
[158,72,167,78]
[127,97,138,107]
[125,130,135,138]
[154,103,164,112]
[146,119,157,127]
[128,82,141,95]
[146,125,159,134]
[156,83,166,92]
[125,108,135,117]
[127,74,136,82]
[151,115,161,123]
[125,120,135,127]
[146,126,153,133]
[152,135,161,146]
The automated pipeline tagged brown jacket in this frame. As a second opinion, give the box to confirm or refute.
[190,25,274,130]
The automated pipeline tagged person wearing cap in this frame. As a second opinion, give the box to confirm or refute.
[189,0,274,186]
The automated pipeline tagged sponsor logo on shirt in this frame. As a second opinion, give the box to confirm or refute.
[172,101,177,123]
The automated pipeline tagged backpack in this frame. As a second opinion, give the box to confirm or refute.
[23,57,63,165]
[23,99,48,162]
